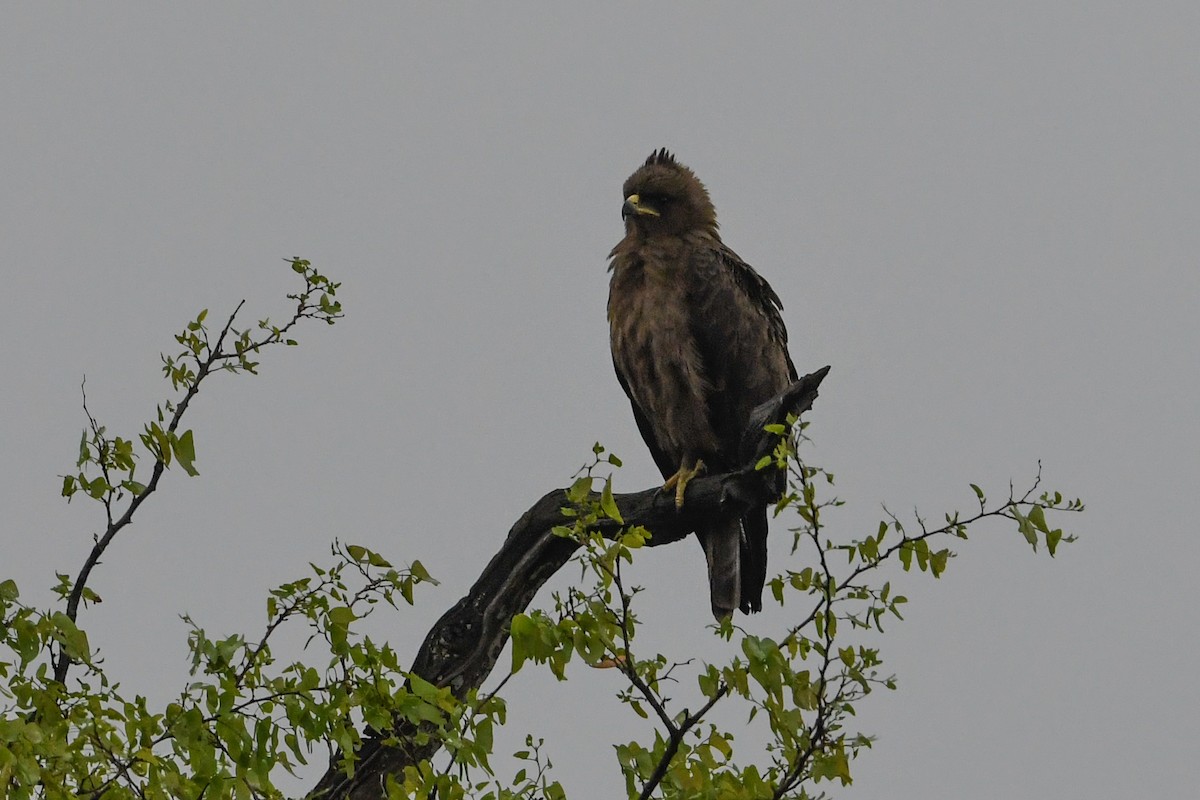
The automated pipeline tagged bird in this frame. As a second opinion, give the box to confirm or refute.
[607,148,798,621]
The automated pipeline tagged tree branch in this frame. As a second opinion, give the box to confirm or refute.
[307,366,831,800]
[55,303,245,685]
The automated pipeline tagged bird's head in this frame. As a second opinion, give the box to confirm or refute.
[620,148,718,238]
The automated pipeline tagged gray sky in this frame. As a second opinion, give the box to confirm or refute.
[3,4,1198,797]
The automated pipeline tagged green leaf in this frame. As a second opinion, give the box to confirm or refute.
[328,606,356,627]
[858,536,878,562]
[327,606,356,652]
[173,429,199,476]
[1012,506,1038,549]
[410,560,437,584]
[146,422,171,466]
[510,614,534,672]
[367,550,393,568]
[566,476,592,505]
[600,477,623,524]
[49,612,91,662]
[77,429,90,467]
[930,548,950,577]
[621,526,649,548]
[1027,504,1051,534]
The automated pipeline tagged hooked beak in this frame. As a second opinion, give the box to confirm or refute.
[621,194,660,220]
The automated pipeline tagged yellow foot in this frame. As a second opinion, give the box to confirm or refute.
[662,459,706,509]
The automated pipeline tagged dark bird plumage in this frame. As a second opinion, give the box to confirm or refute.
[607,149,798,620]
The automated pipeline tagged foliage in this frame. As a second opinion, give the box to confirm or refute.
[0,266,1082,799]
[1,542,435,800]
[504,434,1080,799]
[2,258,359,799]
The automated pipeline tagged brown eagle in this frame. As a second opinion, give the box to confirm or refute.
[608,149,797,620]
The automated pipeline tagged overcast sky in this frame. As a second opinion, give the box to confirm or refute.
[3,4,1198,798]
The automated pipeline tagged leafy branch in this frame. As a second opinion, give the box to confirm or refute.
[53,258,342,685]
[0,277,1085,800]
[510,423,1082,798]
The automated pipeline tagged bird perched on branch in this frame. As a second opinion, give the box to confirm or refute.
[607,149,798,620]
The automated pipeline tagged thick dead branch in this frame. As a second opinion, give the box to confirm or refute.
[308,366,830,799]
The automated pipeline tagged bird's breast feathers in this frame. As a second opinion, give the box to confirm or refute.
[608,244,724,460]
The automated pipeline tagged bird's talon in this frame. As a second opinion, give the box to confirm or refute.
[663,460,705,510]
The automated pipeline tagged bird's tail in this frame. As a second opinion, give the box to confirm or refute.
[739,506,769,614]
[697,517,742,621]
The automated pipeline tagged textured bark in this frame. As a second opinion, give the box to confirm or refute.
[307,366,830,800]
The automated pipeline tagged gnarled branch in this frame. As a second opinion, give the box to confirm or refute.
[308,366,831,800]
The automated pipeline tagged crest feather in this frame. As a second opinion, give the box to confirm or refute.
[644,148,676,167]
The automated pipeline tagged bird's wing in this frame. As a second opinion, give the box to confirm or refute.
[685,242,797,615]
[686,243,798,459]
[721,244,798,381]
[611,352,678,479]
